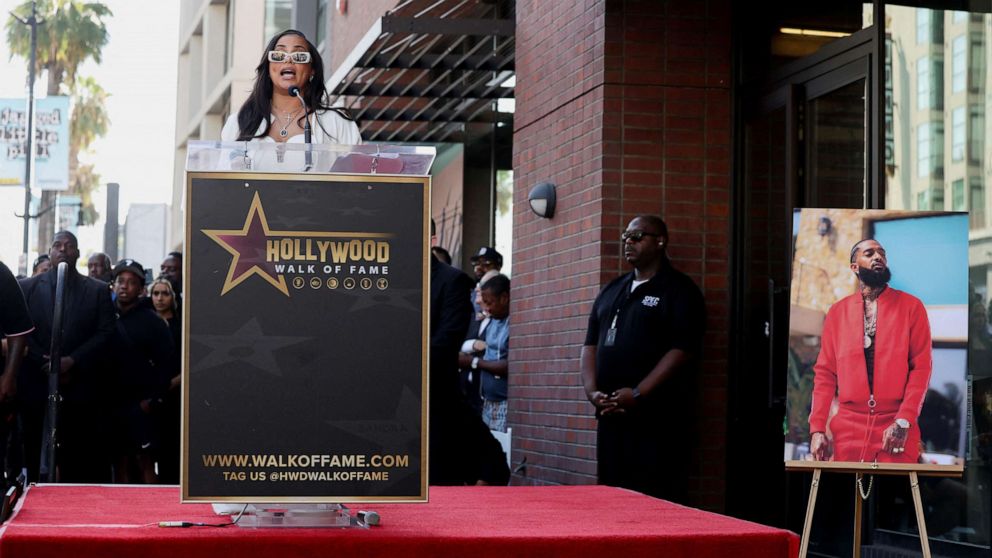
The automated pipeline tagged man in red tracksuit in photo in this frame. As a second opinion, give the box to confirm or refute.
[810,239,932,464]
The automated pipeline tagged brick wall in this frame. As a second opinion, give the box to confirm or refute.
[512,0,608,487]
[511,0,732,511]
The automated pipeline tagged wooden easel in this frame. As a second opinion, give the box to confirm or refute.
[786,461,963,558]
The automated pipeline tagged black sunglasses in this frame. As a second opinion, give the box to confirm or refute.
[621,231,659,242]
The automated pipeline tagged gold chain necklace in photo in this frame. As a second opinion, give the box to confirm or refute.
[863,300,877,349]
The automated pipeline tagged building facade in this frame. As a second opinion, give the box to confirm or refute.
[171,1,271,251]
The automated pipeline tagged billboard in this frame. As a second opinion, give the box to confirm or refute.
[0,96,71,190]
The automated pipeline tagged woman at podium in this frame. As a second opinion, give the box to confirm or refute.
[221,29,361,145]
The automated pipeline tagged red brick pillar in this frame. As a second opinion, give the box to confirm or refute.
[511,0,732,511]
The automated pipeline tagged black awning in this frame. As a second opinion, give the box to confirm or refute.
[327,0,515,144]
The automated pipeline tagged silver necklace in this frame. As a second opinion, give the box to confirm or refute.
[278,108,302,138]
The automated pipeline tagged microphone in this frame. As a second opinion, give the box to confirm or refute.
[289,86,312,170]
[357,510,380,526]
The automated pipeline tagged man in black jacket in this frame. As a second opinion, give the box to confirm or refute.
[108,259,174,483]
[18,231,115,482]
[0,260,33,485]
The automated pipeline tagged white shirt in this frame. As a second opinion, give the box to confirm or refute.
[220,109,362,145]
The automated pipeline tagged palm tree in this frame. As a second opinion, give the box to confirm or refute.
[6,0,112,252]
[69,76,110,224]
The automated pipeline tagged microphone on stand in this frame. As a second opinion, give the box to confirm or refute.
[289,86,312,171]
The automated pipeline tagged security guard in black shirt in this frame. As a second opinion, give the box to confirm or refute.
[580,215,705,502]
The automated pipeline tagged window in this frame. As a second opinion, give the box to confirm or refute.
[952,107,965,161]
[970,106,985,165]
[917,57,931,110]
[935,122,945,177]
[932,58,944,109]
[952,179,965,210]
[916,57,946,111]
[917,9,931,44]
[224,2,235,74]
[915,9,944,44]
[970,33,985,92]
[971,178,986,229]
[264,0,293,43]
[952,35,966,93]
[316,0,328,47]
[916,188,944,210]
[917,122,944,178]
[918,123,931,177]
[953,10,968,23]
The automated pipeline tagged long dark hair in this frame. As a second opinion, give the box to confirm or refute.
[236,29,354,141]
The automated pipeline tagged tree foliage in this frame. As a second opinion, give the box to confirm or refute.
[69,76,109,152]
[6,0,112,95]
[68,77,109,222]
[4,0,112,234]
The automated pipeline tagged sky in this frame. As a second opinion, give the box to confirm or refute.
[0,0,179,271]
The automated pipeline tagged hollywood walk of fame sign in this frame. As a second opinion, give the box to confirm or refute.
[183,171,429,503]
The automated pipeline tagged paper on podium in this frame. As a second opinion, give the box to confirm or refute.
[330,152,404,174]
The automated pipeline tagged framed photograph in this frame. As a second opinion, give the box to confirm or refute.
[785,208,968,472]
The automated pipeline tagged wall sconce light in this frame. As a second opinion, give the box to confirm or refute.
[528,182,556,219]
[817,216,832,237]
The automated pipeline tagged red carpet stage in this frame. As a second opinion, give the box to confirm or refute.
[0,484,797,558]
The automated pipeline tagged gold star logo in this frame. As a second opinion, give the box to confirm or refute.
[202,192,289,296]
[201,192,394,297]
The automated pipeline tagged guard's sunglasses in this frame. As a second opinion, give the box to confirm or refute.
[621,231,659,242]
[268,50,312,64]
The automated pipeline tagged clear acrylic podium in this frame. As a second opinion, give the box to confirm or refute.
[184,141,435,528]
[185,140,436,175]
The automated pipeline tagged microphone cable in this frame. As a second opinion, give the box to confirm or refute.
[154,504,249,528]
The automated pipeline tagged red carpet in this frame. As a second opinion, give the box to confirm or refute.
[0,484,797,558]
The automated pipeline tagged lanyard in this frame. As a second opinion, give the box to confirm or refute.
[604,278,636,347]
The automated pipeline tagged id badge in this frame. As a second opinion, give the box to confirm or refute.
[604,328,617,346]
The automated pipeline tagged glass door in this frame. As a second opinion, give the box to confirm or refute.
[732,32,872,557]
[806,70,868,209]
[735,5,991,556]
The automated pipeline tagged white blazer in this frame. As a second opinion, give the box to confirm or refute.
[221,109,362,145]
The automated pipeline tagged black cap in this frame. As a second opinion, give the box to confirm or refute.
[470,246,503,267]
[112,258,146,284]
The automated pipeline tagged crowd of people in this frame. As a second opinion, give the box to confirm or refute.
[0,211,705,502]
[456,247,510,431]
[0,231,184,485]
[427,216,513,486]
[427,239,515,436]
